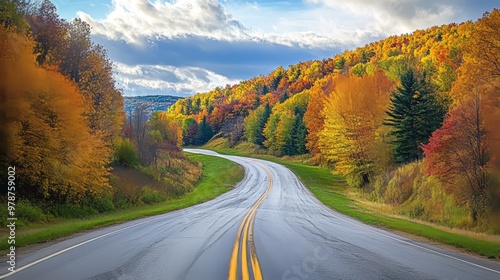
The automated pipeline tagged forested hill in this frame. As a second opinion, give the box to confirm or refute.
[164,10,500,232]
[124,95,181,119]
[169,19,473,150]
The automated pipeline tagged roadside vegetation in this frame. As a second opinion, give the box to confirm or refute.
[205,141,500,259]
[0,153,243,250]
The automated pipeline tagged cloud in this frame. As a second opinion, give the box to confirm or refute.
[307,0,458,35]
[77,0,245,44]
[113,62,240,96]
[77,0,340,49]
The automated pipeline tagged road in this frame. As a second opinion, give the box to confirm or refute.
[2,149,500,279]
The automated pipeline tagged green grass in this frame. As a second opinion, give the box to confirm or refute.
[0,153,243,250]
[208,146,500,259]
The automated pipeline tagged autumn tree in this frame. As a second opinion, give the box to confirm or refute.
[0,0,29,31]
[425,10,500,226]
[26,0,67,66]
[77,44,125,143]
[423,92,489,222]
[26,6,124,145]
[181,117,198,146]
[319,72,393,187]
[384,66,445,164]
[304,76,335,163]
[131,104,149,164]
[1,29,111,202]
[146,111,183,166]
[244,103,271,146]
[263,91,310,156]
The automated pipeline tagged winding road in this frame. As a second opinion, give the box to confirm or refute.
[2,149,500,279]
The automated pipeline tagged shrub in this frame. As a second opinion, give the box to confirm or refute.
[383,162,420,204]
[114,138,139,166]
[50,204,98,219]
[139,187,167,204]
[91,197,115,213]
[7,201,49,226]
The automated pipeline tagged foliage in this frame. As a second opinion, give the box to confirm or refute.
[422,9,500,228]
[114,138,139,166]
[263,91,311,156]
[384,66,445,164]
[319,72,393,187]
[1,29,112,203]
[244,103,271,146]
[139,187,167,204]
[196,115,214,145]
[304,76,334,164]
[0,0,29,31]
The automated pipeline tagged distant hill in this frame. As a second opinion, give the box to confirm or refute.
[124,95,182,119]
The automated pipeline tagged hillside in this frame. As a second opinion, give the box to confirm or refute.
[124,95,181,119]
[164,10,500,233]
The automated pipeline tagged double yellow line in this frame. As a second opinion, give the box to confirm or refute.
[228,163,273,280]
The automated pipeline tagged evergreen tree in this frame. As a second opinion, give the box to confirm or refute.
[279,92,290,103]
[291,114,307,155]
[384,67,445,163]
[195,115,213,145]
[256,103,271,146]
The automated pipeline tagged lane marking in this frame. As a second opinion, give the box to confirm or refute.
[0,215,167,279]
[228,162,272,280]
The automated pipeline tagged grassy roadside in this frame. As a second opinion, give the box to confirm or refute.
[208,147,500,259]
[0,153,243,250]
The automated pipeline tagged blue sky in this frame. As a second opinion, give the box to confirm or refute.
[51,0,499,97]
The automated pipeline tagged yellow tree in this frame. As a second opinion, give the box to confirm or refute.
[1,30,111,202]
[319,71,393,187]
[304,76,335,164]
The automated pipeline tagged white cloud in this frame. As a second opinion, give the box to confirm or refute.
[307,0,458,36]
[114,62,240,95]
[77,0,246,44]
[77,0,341,48]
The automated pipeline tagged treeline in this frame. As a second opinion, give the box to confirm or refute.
[0,0,200,219]
[166,11,500,232]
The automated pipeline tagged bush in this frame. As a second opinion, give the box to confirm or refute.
[91,197,115,213]
[11,200,50,224]
[50,204,98,219]
[139,187,167,204]
[114,138,139,166]
[383,162,420,204]
[112,192,139,209]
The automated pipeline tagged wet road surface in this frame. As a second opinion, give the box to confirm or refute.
[1,149,499,279]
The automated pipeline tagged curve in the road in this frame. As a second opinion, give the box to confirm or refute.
[1,149,499,280]
[228,163,272,280]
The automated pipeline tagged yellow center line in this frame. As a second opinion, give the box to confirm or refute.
[228,163,273,280]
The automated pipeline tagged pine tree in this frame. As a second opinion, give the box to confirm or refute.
[257,103,271,146]
[196,115,213,145]
[384,67,445,164]
[291,114,307,155]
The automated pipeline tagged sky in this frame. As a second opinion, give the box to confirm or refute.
[52,0,499,97]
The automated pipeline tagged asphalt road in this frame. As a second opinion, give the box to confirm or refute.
[2,149,500,279]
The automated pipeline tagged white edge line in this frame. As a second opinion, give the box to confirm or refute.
[296,180,500,275]
[0,215,165,279]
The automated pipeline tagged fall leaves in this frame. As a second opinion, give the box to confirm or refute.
[1,29,112,202]
[1,1,124,203]
[319,72,393,187]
